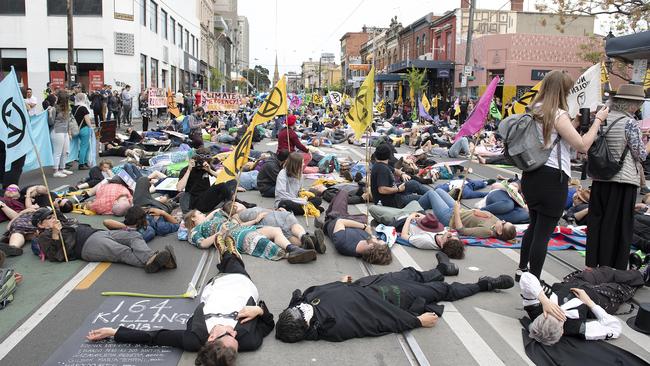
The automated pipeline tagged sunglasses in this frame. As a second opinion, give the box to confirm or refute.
[5,187,19,192]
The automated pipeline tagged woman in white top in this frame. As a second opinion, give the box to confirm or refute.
[517,70,609,280]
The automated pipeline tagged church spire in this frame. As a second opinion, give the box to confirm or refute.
[272,52,279,85]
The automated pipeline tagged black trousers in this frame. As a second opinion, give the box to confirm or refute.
[0,141,26,189]
[193,180,236,213]
[278,197,322,216]
[217,252,250,278]
[632,213,650,253]
[259,186,275,198]
[142,116,149,131]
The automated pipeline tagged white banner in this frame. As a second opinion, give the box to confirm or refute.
[329,91,342,105]
[567,63,601,118]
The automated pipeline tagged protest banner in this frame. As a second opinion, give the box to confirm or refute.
[204,92,242,111]
[147,88,167,108]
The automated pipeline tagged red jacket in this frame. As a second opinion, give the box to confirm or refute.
[277,128,308,154]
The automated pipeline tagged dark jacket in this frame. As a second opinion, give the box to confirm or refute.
[114,299,274,352]
[37,223,99,262]
[256,156,282,196]
[277,128,308,154]
[85,166,107,188]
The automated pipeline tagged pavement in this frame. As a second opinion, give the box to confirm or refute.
[0,123,649,366]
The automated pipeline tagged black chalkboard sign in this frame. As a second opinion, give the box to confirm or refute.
[43,297,196,366]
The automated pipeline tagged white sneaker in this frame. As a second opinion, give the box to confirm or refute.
[53,171,67,178]
[61,169,74,175]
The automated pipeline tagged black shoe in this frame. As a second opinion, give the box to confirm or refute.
[540,279,553,297]
[287,247,317,264]
[436,252,459,276]
[354,172,363,183]
[479,275,515,291]
[486,179,496,185]
[300,234,315,250]
[144,250,171,273]
[164,245,177,269]
[515,267,528,282]
[630,251,645,270]
[78,164,90,170]
[312,229,326,254]
[236,198,256,209]
[0,244,23,257]
[314,218,324,229]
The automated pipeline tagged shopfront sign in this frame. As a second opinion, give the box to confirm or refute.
[531,69,551,81]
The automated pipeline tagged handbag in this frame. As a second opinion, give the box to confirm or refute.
[69,107,80,137]
[587,116,627,180]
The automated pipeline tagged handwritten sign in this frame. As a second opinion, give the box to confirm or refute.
[43,297,195,366]
[148,88,167,108]
[204,92,242,111]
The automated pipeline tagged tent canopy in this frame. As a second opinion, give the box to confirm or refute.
[605,30,650,62]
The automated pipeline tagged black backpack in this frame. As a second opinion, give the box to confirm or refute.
[587,116,628,180]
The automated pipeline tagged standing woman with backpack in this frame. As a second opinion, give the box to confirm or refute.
[586,84,648,270]
[517,70,609,281]
[51,90,73,178]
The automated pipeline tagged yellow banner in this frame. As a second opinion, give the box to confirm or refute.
[431,95,438,109]
[397,83,403,105]
[312,93,324,105]
[421,93,431,111]
[345,66,375,139]
[167,89,180,118]
[503,81,542,117]
[376,99,385,114]
[645,69,650,91]
[217,76,288,183]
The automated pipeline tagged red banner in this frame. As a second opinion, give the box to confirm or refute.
[89,71,104,92]
[50,71,66,91]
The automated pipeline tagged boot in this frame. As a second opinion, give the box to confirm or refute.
[311,229,326,254]
[300,234,315,250]
[478,275,515,291]
[436,252,459,276]
[164,245,177,269]
[287,247,317,264]
[144,250,171,273]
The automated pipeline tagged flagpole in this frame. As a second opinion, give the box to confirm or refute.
[455,133,480,203]
[364,126,372,219]
[28,131,69,262]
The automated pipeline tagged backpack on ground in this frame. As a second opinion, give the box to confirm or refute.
[318,154,340,174]
[0,268,17,310]
[498,113,560,172]
[587,116,628,180]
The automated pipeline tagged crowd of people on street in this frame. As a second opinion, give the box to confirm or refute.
[1,70,649,366]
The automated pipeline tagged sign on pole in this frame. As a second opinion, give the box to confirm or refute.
[147,88,167,108]
[464,65,473,76]
[460,75,467,88]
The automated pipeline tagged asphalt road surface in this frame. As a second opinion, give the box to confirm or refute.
[1,129,648,366]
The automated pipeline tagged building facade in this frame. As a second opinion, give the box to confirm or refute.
[0,0,201,97]
[340,30,370,93]
[301,56,341,91]
[236,15,249,71]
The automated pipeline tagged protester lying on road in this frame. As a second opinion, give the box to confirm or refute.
[103,206,179,242]
[86,251,274,365]
[400,212,466,259]
[275,264,514,342]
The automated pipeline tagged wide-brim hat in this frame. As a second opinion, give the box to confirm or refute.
[613,84,648,101]
[626,303,650,334]
[416,213,445,233]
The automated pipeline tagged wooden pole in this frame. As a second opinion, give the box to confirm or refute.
[455,134,480,203]
[28,131,69,262]
[364,126,372,219]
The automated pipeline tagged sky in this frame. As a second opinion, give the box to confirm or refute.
[238,0,597,76]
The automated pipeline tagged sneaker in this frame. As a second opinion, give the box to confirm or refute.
[287,247,317,264]
[224,235,242,259]
[53,171,67,178]
[436,252,459,276]
[515,268,529,282]
[164,245,177,269]
[630,251,646,270]
[144,250,171,273]
[0,244,23,257]
[540,280,553,297]
[214,234,227,255]
[300,234,315,250]
[61,169,74,175]
[479,275,515,291]
[312,228,326,254]
[641,264,650,286]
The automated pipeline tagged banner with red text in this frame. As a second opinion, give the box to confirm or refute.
[148,88,167,108]
[204,92,243,111]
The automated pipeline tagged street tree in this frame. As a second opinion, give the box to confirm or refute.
[535,0,649,33]
[405,67,428,108]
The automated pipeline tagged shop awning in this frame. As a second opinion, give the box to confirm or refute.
[605,30,650,62]
[387,60,455,74]
[376,74,405,82]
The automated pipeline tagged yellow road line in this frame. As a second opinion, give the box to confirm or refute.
[74,262,111,290]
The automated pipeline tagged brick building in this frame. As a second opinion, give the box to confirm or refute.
[340,30,370,92]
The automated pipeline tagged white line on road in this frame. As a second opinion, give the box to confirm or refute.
[0,262,99,361]
[475,308,535,366]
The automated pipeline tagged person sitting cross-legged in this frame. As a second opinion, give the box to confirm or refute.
[275,266,514,342]
[86,249,275,366]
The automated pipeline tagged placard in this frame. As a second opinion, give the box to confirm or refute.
[50,71,66,90]
[148,88,167,108]
[204,92,243,111]
[89,70,104,92]
[43,297,195,366]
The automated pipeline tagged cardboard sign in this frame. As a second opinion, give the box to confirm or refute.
[148,88,167,108]
[204,92,242,111]
[43,297,196,366]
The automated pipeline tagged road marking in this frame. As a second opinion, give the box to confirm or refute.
[475,308,535,366]
[74,262,111,290]
[391,244,505,366]
[0,262,99,361]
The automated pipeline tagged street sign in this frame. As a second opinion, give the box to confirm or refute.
[632,59,647,84]
[70,75,76,82]
[461,75,467,87]
[464,65,472,76]
[69,65,77,75]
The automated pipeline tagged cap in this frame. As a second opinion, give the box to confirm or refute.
[31,207,54,227]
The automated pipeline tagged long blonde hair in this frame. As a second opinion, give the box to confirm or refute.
[530,70,574,146]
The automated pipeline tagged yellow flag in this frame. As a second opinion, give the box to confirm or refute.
[345,66,375,139]
[167,89,180,118]
[312,93,323,105]
[503,80,542,118]
[421,93,431,112]
[217,76,288,183]
[600,61,611,93]
[644,69,650,92]
[409,87,415,107]
[376,99,385,114]
[432,95,438,109]
[397,83,403,105]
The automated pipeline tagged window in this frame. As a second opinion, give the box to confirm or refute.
[161,9,167,39]
[170,18,176,44]
[140,0,146,25]
[150,58,158,87]
[140,54,147,91]
[171,65,176,91]
[191,35,195,56]
[47,0,102,16]
[184,30,189,52]
[0,0,25,14]
[422,34,426,55]
[196,38,199,58]
[149,1,157,33]
[178,24,183,49]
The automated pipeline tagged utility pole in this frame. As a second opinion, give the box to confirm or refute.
[66,0,74,88]
[318,56,322,91]
[463,0,475,97]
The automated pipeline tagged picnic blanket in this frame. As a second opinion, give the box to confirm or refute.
[461,226,587,250]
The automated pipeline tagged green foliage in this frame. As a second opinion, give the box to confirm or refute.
[405,67,428,96]
[209,67,224,91]
[535,0,649,33]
